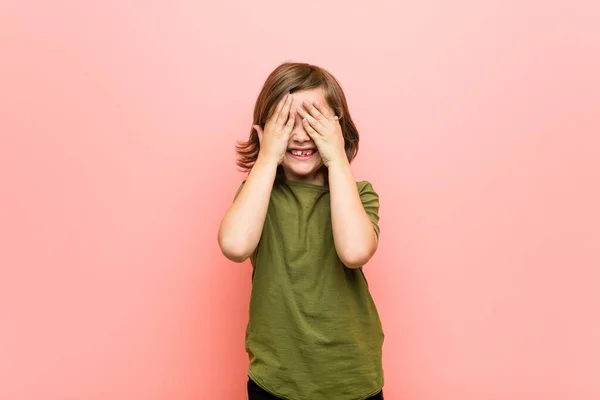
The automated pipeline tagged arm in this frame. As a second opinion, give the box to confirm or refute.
[296,99,379,269]
[217,92,295,262]
[328,159,378,268]
[217,156,278,262]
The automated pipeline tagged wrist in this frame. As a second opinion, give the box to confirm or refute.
[255,153,280,170]
[326,154,350,171]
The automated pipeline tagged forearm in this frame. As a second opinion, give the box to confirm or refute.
[217,155,278,262]
[328,159,378,268]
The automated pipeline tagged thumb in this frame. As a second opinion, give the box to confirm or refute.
[253,125,263,142]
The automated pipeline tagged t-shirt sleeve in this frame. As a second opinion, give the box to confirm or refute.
[358,181,380,238]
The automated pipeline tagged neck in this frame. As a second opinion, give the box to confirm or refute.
[282,168,326,186]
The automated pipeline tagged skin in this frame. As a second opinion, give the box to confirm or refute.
[254,89,329,185]
[218,89,378,268]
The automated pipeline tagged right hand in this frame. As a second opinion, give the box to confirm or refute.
[253,92,295,165]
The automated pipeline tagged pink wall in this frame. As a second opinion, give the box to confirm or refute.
[1,1,598,399]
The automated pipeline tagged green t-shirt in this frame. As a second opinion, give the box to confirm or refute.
[240,179,384,400]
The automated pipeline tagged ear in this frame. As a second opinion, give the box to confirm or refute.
[253,125,263,143]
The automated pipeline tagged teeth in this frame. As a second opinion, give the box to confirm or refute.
[291,150,313,156]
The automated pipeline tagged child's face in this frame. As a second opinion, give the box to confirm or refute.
[281,88,335,185]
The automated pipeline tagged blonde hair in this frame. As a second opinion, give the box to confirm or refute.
[236,62,360,176]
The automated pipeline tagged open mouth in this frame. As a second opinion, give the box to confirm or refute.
[288,149,317,160]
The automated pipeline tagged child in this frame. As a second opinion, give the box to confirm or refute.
[218,62,385,400]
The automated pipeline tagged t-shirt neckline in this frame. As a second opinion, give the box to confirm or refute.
[282,179,328,191]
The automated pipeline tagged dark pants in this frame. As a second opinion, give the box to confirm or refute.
[248,377,384,400]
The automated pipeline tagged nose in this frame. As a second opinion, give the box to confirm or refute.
[291,117,311,143]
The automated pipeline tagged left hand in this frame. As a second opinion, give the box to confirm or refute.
[297,100,346,167]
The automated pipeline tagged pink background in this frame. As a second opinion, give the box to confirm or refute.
[1,1,599,399]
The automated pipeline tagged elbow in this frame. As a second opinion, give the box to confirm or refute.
[217,234,252,263]
[336,226,379,269]
[339,248,375,269]
[338,236,378,269]
[222,248,249,263]
[341,257,369,269]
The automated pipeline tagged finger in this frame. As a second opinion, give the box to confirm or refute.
[276,93,293,125]
[283,108,295,134]
[297,106,324,133]
[273,93,289,118]
[302,100,326,122]
[302,118,321,138]
[312,100,333,120]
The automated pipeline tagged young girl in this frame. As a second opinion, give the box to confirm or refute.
[218,62,385,400]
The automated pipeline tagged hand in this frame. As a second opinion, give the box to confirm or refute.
[296,100,346,167]
[253,93,295,165]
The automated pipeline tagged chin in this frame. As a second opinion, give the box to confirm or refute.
[282,156,324,181]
